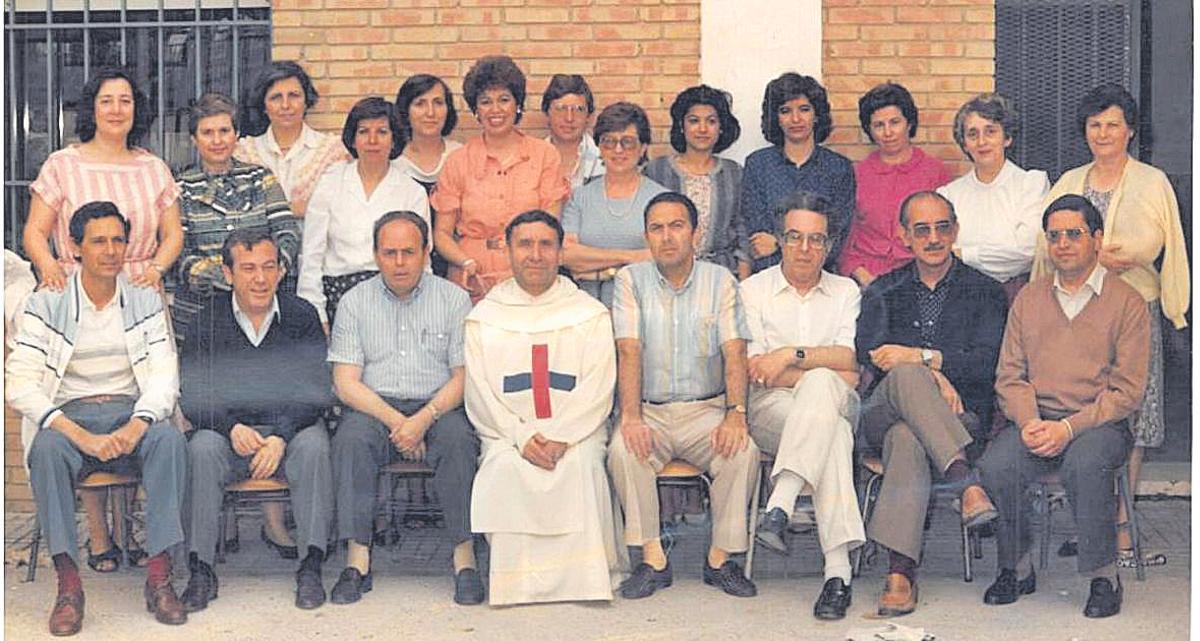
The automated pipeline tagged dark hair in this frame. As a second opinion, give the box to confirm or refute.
[221,227,278,268]
[858,82,919,142]
[592,102,652,164]
[643,191,698,229]
[761,73,833,146]
[239,60,320,137]
[952,93,1019,160]
[898,190,956,228]
[463,55,527,125]
[541,74,595,115]
[1042,194,1104,234]
[1077,83,1138,140]
[373,210,430,252]
[75,68,154,148]
[505,210,564,246]
[668,85,741,154]
[69,201,131,245]
[188,92,239,136]
[341,97,405,160]
[395,74,458,138]
[771,191,836,238]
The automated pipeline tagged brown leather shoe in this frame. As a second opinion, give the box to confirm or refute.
[961,484,999,528]
[877,573,918,617]
[144,580,188,625]
[49,590,85,636]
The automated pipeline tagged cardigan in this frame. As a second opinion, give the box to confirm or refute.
[996,269,1150,433]
[1033,157,1190,329]
[6,272,178,466]
[180,291,332,441]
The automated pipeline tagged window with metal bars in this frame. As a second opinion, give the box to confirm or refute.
[4,0,273,253]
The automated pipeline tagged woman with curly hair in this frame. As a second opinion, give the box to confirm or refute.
[644,85,749,278]
[431,55,568,303]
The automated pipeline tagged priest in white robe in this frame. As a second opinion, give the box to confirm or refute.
[465,210,628,606]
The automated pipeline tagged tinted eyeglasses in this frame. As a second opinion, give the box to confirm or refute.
[598,135,641,151]
[909,220,954,239]
[1045,228,1091,243]
[780,231,829,250]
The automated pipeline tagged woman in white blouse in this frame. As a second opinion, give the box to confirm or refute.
[938,93,1048,300]
[299,97,430,331]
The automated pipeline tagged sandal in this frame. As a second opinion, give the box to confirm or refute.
[125,543,149,567]
[86,542,121,573]
[1117,548,1167,568]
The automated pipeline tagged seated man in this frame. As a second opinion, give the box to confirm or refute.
[465,210,627,606]
[6,201,188,634]
[328,211,480,605]
[979,195,1149,618]
[179,228,334,611]
[855,191,1008,617]
[609,192,761,600]
[743,192,865,620]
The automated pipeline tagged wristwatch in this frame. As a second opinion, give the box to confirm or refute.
[921,348,934,367]
[794,347,806,364]
[726,403,747,415]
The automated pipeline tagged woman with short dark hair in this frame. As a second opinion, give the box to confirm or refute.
[542,74,605,189]
[561,102,667,306]
[644,85,748,278]
[235,60,349,217]
[741,73,856,275]
[299,97,429,328]
[431,55,568,303]
[838,82,954,286]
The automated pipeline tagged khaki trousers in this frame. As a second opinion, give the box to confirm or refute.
[607,396,760,553]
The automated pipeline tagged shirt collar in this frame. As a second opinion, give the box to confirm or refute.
[231,293,280,327]
[379,273,425,303]
[907,255,961,289]
[655,259,697,294]
[264,123,320,157]
[1053,263,1107,297]
[769,265,830,298]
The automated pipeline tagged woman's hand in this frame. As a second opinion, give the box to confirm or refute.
[1098,243,1136,274]
[131,264,163,289]
[34,258,67,291]
[749,232,778,259]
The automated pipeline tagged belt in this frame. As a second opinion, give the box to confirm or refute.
[485,237,507,251]
[573,267,619,282]
[644,391,722,406]
[66,394,135,405]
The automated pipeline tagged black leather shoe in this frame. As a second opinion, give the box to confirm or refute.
[329,567,372,605]
[702,560,757,598]
[180,557,218,613]
[261,527,299,560]
[295,568,326,610]
[1057,539,1078,558]
[755,507,790,555]
[1083,576,1122,618]
[453,568,485,605]
[619,562,673,599]
[813,577,852,620]
[983,568,1036,605]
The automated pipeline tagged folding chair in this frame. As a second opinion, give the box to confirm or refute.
[216,477,290,563]
[25,471,141,582]
[1033,464,1145,581]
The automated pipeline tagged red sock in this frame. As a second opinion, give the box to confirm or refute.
[53,554,82,595]
[146,552,171,587]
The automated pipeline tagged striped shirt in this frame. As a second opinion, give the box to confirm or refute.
[30,145,180,281]
[612,259,749,403]
[175,159,300,297]
[53,287,140,404]
[328,273,470,400]
[234,123,350,208]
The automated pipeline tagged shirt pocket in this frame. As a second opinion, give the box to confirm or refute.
[420,327,451,365]
[696,313,720,357]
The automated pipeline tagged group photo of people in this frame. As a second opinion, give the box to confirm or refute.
[3,48,1189,638]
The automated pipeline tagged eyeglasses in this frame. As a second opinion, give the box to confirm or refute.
[598,136,641,151]
[1045,228,1091,243]
[909,220,954,239]
[780,231,829,249]
[551,104,589,115]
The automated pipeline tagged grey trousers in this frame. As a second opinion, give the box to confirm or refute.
[332,399,478,547]
[27,398,187,564]
[978,421,1131,574]
[860,364,974,562]
[186,424,333,565]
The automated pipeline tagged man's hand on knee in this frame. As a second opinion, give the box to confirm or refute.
[710,414,750,459]
[249,436,286,479]
[619,416,655,462]
[230,423,266,458]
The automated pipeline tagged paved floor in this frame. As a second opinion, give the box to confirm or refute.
[4,497,1191,640]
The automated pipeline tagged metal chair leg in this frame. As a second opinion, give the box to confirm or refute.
[745,465,764,579]
[1116,468,1145,582]
[25,517,41,583]
[854,474,880,577]
[961,521,973,582]
[216,500,229,564]
[1036,484,1052,570]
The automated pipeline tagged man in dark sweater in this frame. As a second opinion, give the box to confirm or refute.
[855,191,1009,617]
[179,228,334,611]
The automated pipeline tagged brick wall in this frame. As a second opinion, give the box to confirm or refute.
[821,0,995,174]
[6,345,34,513]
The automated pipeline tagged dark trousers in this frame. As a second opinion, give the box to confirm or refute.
[978,421,1132,574]
[331,399,478,547]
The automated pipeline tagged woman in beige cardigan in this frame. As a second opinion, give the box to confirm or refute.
[1033,84,1188,567]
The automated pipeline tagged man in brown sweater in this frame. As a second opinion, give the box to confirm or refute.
[978,194,1150,619]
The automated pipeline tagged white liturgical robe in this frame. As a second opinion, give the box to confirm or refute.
[465,276,628,606]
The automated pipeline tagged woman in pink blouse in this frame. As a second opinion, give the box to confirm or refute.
[25,68,183,293]
[838,83,954,287]
[431,55,568,303]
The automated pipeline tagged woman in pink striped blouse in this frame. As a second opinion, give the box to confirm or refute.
[25,68,183,292]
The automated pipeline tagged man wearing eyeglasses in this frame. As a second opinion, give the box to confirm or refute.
[854,190,1009,617]
[741,191,865,620]
[977,194,1149,618]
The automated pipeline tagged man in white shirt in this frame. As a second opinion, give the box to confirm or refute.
[742,192,866,620]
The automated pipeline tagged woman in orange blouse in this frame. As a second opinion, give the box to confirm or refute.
[431,55,568,302]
